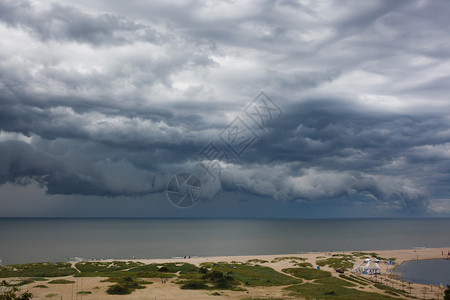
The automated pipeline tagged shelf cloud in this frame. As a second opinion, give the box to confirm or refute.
[1,0,450,215]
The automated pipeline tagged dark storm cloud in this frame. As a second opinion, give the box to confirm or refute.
[1,0,450,213]
[214,99,450,210]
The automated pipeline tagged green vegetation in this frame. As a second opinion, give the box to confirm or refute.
[75,261,143,273]
[246,259,268,264]
[106,276,146,295]
[73,261,198,278]
[351,252,395,261]
[332,254,353,258]
[0,258,408,299]
[206,262,300,287]
[74,261,145,277]
[179,262,300,291]
[126,262,198,279]
[8,279,35,287]
[283,267,331,280]
[338,274,369,286]
[387,257,397,261]
[316,256,355,271]
[444,285,450,300]
[271,256,306,263]
[0,281,33,300]
[373,282,411,297]
[0,263,76,278]
[294,262,313,268]
[349,274,371,282]
[180,270,238,290]
[28,278,47,282]
[203,270,235,289]
[351,252,370,258]
[285,282,398,299]
[34,285,48,288]
[314,276,356,287]
[180,280,210,290]
[48,279,74,284]
[77,291,92,295]
[179,269,247,290]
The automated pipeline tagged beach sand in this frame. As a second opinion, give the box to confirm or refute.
[7,247,450,299]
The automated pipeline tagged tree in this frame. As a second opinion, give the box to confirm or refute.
[0,281,33,300]
[444,285,450,300]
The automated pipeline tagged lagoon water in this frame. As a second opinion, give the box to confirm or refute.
[395,259,450,286]
[0,218,449,265]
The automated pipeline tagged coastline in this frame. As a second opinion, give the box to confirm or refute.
[2,247,449,299]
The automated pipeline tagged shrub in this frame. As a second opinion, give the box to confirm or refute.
[181,280,209,290]
[106,284,131,295]
[48,279,74,284]
[443,285,449,300]
[106,276,145,295]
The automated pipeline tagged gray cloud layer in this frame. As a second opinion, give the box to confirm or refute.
[1,0,450,214]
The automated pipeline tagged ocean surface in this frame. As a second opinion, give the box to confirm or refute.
[0,218,449,265]
[395,259,450,286]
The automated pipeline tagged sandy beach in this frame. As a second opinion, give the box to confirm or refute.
[5,247,450,299]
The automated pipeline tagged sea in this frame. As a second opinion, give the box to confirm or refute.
[0,218,449,266]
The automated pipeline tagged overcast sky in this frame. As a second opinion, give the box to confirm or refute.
[1,0,450,218]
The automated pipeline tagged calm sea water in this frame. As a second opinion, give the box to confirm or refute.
[395,259,450,286]
[0,218,449,265]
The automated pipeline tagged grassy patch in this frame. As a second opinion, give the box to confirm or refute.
[29,277,48,281]
[339,274,369,286]
[45,293,58,298]
[349,274,371,283]
[316,257,355,271]
[9,279,35,286]
[387,257,397,261]
[106,276,146,295]
[75,261,143,273]
[314,276,356,287]
[351,252,370,258]
[285,283,398,299]
[127,262,198,279]
[178,263,299,290]
[210,263,301,287]
[77,291,92,295]
[271,256,306,263]
[0,262,77,277]
[181,280,210,290]
[246,259,268,264]
[34,284,49,288]
[283,267,331,280]
[332,254,354,258]
[74,262,198,278]
[180,269,238,290]
[294,262,313,268]
[351,252,395,261]
[48,279,75,284]
[373,282,410,297]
